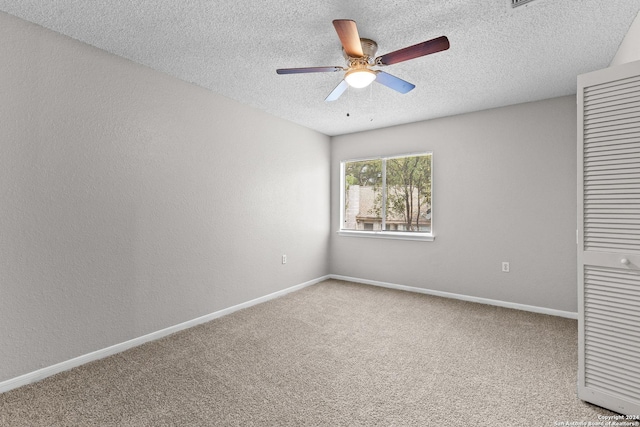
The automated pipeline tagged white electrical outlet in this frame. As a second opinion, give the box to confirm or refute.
[502,262,510,273]
[282,255,287,264]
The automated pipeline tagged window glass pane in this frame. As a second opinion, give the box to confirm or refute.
[386,155,432,233]
[343,159,382,231]
[341,154,432,235]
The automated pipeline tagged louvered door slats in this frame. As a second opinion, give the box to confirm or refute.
[585,216,640,223]
[585,135,640,147]
[586,363,640,387]
[585,174,640,183]
[585,142,640,152]
[589,325,640,346]
[586,371,640,399]
[586,267,640,286]
[587,151,639,162]
[588,348,639,372]
[584,93,640,111]
[586,156,640,167]
[586,311,640,330]
[578,61,640,415]
[587,190,640,197]
[586,117,640,132]
[585,307,640,328]
[586,324,640,348]
[584,94,640,112]
[586,231,640,240]
[584,74,640,95]
[586,107,640,123]
[585,86,640,105]
[583,265,640,404]
[586,237,640,248]
[585,203,640,210]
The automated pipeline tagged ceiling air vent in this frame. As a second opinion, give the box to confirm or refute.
[511,0,537,7]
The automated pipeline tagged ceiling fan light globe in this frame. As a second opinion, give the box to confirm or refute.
[344,69,376,88]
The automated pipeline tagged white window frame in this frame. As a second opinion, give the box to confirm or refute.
[338,152,434,242]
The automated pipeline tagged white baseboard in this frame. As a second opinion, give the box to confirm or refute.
[0,275,330,394]
[330,274,578,320]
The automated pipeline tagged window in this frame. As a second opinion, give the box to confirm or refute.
[340,153,433,241]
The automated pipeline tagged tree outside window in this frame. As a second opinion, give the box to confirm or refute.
[342,153,432,233]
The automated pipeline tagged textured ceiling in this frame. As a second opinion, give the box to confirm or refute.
[1,0,640,136]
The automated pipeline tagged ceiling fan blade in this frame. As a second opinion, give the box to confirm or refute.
[325,80,349,102]
[374,71,415,94]
[376,36,449,66]
[333,19,364,58]
[277,66,342,74]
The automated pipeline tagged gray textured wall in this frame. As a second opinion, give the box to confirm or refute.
[0,12,330,382]
[330,96,578,312]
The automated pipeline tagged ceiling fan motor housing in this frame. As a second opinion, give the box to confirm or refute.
[359,38,378,58]
[343,38,378,63]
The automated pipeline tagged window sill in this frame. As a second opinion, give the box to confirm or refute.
[337,230,435,242]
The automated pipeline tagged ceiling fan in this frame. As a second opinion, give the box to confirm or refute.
[276,19,450,101]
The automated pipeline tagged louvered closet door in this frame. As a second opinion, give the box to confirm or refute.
[578,60,640,416]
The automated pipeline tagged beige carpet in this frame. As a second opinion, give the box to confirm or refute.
[0,279,615,426]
